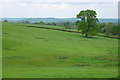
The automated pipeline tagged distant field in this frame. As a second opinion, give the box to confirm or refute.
[2,22,118,78]
[1,18,118,23]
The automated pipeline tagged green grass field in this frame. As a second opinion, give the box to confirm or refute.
[2,22,118,78]
[0,22,2,78]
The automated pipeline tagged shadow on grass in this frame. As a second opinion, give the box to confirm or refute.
[80,35,98,39]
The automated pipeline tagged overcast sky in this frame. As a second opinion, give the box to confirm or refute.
[0,0,119,18]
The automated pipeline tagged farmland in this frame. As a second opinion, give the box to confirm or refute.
[2,22,118,78]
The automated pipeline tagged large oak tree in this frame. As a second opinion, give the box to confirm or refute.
[76,10,99,37]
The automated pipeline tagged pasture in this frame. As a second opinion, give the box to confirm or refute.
[2,22,118,78]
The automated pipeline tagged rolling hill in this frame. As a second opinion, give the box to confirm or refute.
[2,22,118,78]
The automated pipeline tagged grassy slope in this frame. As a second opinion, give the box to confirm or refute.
[3,22,118,78]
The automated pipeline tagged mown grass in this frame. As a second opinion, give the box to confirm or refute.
[2,22,118,78]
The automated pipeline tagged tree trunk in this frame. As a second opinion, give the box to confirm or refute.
[85,34,88,37]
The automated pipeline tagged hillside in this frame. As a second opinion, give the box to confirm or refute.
[2,22,118,78]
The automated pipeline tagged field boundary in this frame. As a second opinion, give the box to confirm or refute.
[27,26,120,39]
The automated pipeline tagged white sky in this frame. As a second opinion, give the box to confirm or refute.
[0,0,119,2]
[0,0,119,18]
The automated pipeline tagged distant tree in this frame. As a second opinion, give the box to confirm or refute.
[33,22,39,24]
[112,26,119,35]
[46,22,56,26]
[101,28,106,33]
[76,9,99,37]
[105,23,114,36]
[40,21,45,24]
[64,22,70,29]
[4,20,8,22]
[66,26,72,29]
[52,23,56,26]
[47,23,51,25]
[98,23,106,33]
[23,21,30,24]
